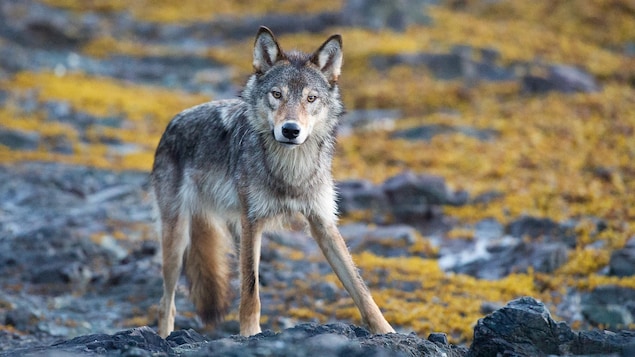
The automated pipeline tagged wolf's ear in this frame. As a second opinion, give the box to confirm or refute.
[311,34,343,84]
[253,26,284,74]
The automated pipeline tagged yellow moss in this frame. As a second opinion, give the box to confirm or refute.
[556,248,610,276]
[120,315,152,328]
[2,2,634,344]
[288,307,327,322]
[446,227,475,240]
[447,0,635,53]
[408,236,439,257]
[4,71,208,123]
[0,71,209,170]
[82,37,180,59]
[316,253,542,343]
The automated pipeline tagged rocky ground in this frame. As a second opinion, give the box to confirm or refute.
[1,0,635,356]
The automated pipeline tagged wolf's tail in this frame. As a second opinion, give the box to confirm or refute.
[184,215,232,327]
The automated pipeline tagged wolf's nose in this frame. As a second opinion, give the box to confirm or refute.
[281,122,301,139]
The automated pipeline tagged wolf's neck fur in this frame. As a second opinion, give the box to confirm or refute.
[261,133,332,186]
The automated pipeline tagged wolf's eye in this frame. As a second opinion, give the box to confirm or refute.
[271,90,282,99]
[307,95,317,103]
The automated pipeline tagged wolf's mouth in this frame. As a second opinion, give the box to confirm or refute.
[279,141,300,147]
[271,130,301,147]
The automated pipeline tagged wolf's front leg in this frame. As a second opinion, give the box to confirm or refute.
[239,216,264,336]
[308,215,395,334]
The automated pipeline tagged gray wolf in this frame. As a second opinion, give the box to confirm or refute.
[151,26,394,337]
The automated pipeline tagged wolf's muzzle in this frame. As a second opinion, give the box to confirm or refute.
[281,122,301,140]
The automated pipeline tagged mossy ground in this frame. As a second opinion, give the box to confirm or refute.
[2,0,635,344]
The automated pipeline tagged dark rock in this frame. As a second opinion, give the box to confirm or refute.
[391,124,498,142]
[341,0,433,31]
[609,237,635,277]
[4,307,39,333]
[470,190,504,205]
[370,48,516,82]
[439,218,572,280]
[31,261,92,285]
[0,129,40,150]
[548,65,601,93]
[1,1,99,48]
[336,179,387,216]
[202,323,467,357]
[581,285,635,330]
[341,223,422,257]
[383,172,468,223]
[506,215,577,247]
[571,329,635,356]
[166,328,208,346]
[427,332,449,345]
[469,296,635,356]
[451,240,569,279]
[52,326,172,355]
[522,65,600,94]
[339,109,402,135]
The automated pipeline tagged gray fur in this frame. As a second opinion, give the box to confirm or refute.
[152,26,393,337]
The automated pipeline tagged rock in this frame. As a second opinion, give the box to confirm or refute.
[1,1,99,48]
[609,237,635,277]
[338,109,401,135]
[391,124,498,142]
[450,240,569,279]
[522,65,600,94]
[0,129,40,151]
[382,172,468,223]
[4,307,40,334]
[370,47,516,82]
[506,215,577,247]
[581,285,635,330]
[441,217,575,279]
[341,0,433,31]
[1,323,468,356]
[336,179,387,216]
[203,323,467,357]
[337,172,468,225]
[52,326,172,355]
[340,223,422,257]
[469,296,635,356]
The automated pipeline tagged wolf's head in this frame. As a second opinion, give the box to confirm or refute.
[243,26,344,148]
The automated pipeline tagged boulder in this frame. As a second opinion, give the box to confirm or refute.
[336,179,387,216]
[450,240,569,279]
[469,296,635,356]
[522,65,600,94]
[341,0,433,31]
[383,172,468,223]
[609,237,635,277]
[581,285,635,330]
[340,223,424,257]
[506,215,577,247]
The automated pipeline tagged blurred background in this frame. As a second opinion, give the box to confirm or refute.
[0,0,634,348]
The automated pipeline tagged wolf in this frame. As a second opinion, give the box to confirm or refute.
[151,26,395,338]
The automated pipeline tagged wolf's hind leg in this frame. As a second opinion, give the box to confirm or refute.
[158,214,189,338]
[308,215,395,334]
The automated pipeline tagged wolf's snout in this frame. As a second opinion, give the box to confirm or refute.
[281,122,301,139]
